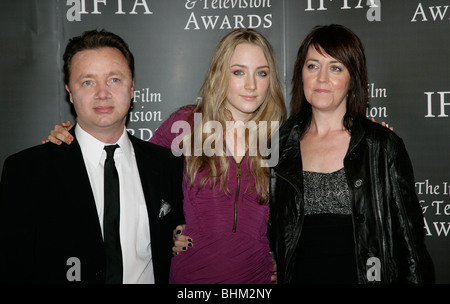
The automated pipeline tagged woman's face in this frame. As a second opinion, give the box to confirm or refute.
[225,43,270,122]
[302,45,351,114]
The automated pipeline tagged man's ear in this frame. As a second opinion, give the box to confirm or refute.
[130,79,135,100]
[65,84,73,103]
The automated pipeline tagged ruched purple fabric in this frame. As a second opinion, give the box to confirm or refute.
[149,106,273,284]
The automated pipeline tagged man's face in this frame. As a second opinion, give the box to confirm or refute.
[66,47,134,138]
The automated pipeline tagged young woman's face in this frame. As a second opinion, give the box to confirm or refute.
[302,45,351,114]
[225,43,270,122]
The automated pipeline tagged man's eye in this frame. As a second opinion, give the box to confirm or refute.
[83,80,92,86]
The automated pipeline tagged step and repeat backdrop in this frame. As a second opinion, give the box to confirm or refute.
[0,0,449,283]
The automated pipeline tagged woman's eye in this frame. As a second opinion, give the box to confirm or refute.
[233,70,244,76]
[331,66,342,72]
[257,71,268,77]
[307,64,317,70]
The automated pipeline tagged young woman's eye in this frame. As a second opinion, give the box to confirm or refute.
[233,70,244,76]
[257,71,268,77]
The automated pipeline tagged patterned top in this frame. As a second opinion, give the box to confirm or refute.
[303,168,351,215]
[290,168,357,283]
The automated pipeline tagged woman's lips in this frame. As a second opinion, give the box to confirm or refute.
[241,95,257,101]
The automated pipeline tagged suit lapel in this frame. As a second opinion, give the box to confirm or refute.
[60,129,103,241]
[130,134,170,284]
[128,133,180,284]
[128,134,160,225]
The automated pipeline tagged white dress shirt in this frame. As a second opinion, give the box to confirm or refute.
[75,125,154,284]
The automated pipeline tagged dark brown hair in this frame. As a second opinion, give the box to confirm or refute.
[290,24,368,133]
[63,29,135,86]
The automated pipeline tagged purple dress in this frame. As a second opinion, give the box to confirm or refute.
[149,105,273,284]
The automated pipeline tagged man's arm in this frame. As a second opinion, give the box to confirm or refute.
[0,154,37,282]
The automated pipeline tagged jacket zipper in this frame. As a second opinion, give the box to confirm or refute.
[232,162,241,233]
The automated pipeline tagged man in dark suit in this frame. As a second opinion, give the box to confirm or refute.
[0,30,183,284]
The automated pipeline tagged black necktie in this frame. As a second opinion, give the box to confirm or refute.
[103,144,123,284]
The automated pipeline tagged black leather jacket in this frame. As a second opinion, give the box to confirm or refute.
[269,115,435,283]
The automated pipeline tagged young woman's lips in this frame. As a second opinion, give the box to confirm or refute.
[241,95,257,101]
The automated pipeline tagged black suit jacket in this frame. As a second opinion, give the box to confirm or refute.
[0,129,184,284]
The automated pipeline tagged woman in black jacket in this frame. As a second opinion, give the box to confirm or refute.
[269,24,435,284]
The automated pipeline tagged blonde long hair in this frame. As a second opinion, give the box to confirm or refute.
[185,28,286,203]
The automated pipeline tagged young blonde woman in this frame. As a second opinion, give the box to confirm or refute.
[45,28,286,283]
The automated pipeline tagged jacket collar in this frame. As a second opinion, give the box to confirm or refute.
[273,116,367,179]
[272,115,304,191]
[346,118,366,157]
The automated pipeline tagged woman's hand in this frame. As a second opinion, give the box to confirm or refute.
[40,120,74,145]
[172,224,193,256]
[270,252,277,284]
